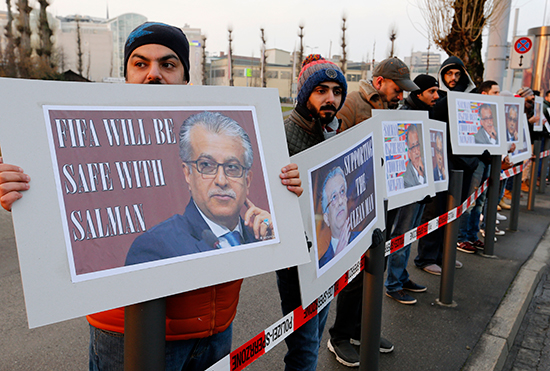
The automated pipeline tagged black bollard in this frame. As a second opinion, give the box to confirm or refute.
[538,139,550,194]
[482,156,502,257]
[508,173,522,231]
[528,140,542,211]
[359,228,385,371]
[437,169,462,307]
[124,298,166,371]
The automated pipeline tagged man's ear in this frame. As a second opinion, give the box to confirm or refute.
[182,163,192,190]
[373,76,383,90]
[245,170,253,195]
[323,212,330,227]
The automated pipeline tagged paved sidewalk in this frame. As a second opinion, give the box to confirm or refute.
[502,271,550,371]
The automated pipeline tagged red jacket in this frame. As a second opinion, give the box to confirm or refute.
[87,279,242,341]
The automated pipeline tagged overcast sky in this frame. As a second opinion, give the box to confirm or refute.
[1,0,547,63]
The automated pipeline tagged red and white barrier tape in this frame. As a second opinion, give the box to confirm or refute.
[208,161,527,371]
[540,150,550,159]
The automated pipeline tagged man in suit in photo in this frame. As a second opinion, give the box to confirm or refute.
[403,124,426,188]
[433,132,446,181]
[474,104,499,145]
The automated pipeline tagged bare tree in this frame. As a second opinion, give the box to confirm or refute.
[228,27,234,86]
[36,0,53,67]
[419,0,507,84]
[4,0,17,77]
[297,24,304,78]
[260,28,267,88]
[76,15,83,76]
[201,35,207,85]
[388,24,398,58]
[15,0,32,77]
[340,16,347,74]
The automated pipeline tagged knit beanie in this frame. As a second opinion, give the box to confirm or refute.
[412,74,438,95]
[124,22,190,82]
[517,87,534,98]
[296,54,347,110]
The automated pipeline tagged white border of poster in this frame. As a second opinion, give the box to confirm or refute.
[448,92,508,155]
[292,120,386,307]
[510,115,533,164]
[373,110,436,210]
[0,78,309,328]
[427,119,449,193]
[533,96,544,132]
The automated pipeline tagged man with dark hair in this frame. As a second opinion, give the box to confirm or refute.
[0,22,303,371]
[478,80,500,95]
[279,54,348,371]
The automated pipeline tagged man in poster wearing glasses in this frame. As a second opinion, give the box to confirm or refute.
[126,111,273,264]
[474,104,499,145]
[402,124,426,188]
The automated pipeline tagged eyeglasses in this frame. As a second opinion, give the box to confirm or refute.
[185,158,249,178]
[409,142,421,152]
[325,187,346,212]
[481,116,493,122]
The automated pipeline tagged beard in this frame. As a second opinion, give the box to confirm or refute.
[308,102,337,125]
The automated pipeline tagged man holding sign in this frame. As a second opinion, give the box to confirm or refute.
[0,22,302,371]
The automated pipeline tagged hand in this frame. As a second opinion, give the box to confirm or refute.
[280,163,302,197]
[509,143,516,153]
[529,115,540,124]
[0,158,30,211]
[334,217,351,255]
[501,156,513,170]
[243,198,272,240]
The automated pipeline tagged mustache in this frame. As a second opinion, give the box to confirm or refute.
[320,105,337,112]
[147,80,162,84]
[208,188,237,199]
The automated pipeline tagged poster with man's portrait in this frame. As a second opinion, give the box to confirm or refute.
[533,97,544,132]
[503,96,524,146]
[44,106,278,281]
[0,79,309,328]
[448,92,507,155]
[309,134,377,276]
[510,116,533,164]
[293,119,386,307]
[374,110,436,210]
[428,119,449,193]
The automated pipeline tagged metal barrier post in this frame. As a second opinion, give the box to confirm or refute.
[359,228,385,371]
[124,298,166,371]
[538,139,550,194]
[437,169,462,307]
[481,156,502,257]
[528,140,542,211]
[508,173,522,231]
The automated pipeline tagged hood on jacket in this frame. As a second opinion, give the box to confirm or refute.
[438,56,476,93]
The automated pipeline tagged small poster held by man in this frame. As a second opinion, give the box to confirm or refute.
[447,92,507,155]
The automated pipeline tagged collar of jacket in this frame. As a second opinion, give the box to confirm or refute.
[404,94,431,111]
[288,105,325,137]
[358,80,386,110]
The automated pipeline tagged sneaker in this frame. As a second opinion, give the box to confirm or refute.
[380,337,394,353]
[455,260,463,269]
[386,290,417,304]
[402,279,427,292]
[499,200,511,210]
[328,338,360,367]
[457,241,476,254]
[421,264,442,275]
[495,227,505,236]
[471,239,485,250]
[349,336,395,354]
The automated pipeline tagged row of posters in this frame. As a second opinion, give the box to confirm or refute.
[0,80,534,326]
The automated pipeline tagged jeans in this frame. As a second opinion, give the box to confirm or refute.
[385,203,425,292]
[89,323,232,371]
[458,162,488,242]
[277,267,329,371]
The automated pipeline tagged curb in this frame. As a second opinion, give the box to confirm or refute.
[462,226,550,371]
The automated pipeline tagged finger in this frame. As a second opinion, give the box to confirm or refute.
[281,163,298,174]
[243,207,258,227]
[0,191,23,212]
[287,185,303,197]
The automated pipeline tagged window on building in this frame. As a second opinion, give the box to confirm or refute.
[213,69,225,78]
[346,74,361,82]
[266,71,278,79]
[234,69,244,77]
